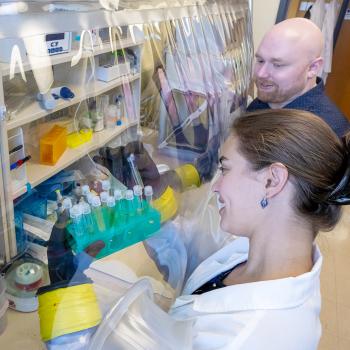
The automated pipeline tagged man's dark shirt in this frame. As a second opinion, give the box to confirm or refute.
[247,78,349,137]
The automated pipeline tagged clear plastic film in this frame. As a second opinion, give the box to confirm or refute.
[0,1,252,348]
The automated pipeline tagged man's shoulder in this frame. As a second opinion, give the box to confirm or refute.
[246,98,270,111]
[288,89,349,137]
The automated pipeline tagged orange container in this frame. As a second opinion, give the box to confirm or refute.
[40,125,67,165]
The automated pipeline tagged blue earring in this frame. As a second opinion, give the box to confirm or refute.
[260,197,268,209]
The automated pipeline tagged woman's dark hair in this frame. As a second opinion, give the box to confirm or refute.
[232,109,350,234]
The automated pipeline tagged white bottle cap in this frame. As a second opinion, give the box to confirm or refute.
[114,189,123,200]
[144,185,153,197]
[107,196,116,207]
[91,196,101,207]
[100,191,109,203]
[62,198,73,210]
[87,193,95,204]
[82,185,90,195]
[101,180,111,191]
[133,185,142,196]
[70,204,82,219]
[80,202,91,215]
[125,190,134,201]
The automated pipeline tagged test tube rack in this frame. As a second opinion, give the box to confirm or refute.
[66,201,161,259]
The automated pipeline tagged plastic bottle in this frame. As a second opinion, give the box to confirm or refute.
[55,189,64,215]
[62,198,73,212]
[105,104,118,129]
[106,196,116,227]
[124,190,135,219]
[100,191,109,207]
[115,96,123,126]
[114,189,124,223]
[91,196,106,232]
[69,205,84,237]
[144,185,153,211]
[133,185,143,214]
[101,180,111,196]
[80,202,95,235]
[81,185,90,201]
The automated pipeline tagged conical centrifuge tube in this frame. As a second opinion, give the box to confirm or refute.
[91,196,106,232]
[133,185,143,213]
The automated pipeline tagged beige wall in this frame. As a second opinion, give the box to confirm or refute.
[252,0,280,51]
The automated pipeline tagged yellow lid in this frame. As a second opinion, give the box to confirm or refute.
[67,128,93,148]
[38,283,102,342]
[152,186,178,222]
[175,163,201,189]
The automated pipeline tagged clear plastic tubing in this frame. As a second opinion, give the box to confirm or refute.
[127,153,144,188]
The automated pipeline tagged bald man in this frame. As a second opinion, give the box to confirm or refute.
[247,17,349,137]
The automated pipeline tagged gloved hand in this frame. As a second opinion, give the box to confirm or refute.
[37,210,104,345]
[41,210,105,290]
[94,141,173,198]
[194,134,220,183]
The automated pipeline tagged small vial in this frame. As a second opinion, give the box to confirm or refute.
[133,185,143,214]
[62,198,73,211]
[74,183,82,200]
[87,193,95,205]
[144,185,153,210]
[100,191,109,207]
[91,196,106,232]
[101,180,111,195]
[127,153,144,188]
[106,196,116,227]
[80,202,94,234]
[55,189,64,214]
[70,205,84,237]
[124,189,135,218]
[114,189,124,222]
[82,185,90,199]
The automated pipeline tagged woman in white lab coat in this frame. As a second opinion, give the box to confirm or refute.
[168,109,350,349]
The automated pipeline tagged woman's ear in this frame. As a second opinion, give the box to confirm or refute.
[265,162,289,199]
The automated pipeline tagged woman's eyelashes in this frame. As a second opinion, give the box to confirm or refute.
[218,165,229,175]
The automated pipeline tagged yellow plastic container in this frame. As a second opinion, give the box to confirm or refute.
[67,129,93,148]
[40,125,67,165]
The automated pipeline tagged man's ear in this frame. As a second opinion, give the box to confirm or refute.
[307,56,323,79]
[265,162,289,199]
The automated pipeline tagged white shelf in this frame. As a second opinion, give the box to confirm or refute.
[0,37,144,77]
[6,73,140,130]
[12,119,137,200]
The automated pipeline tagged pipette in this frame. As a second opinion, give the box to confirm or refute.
[127,153,144,188]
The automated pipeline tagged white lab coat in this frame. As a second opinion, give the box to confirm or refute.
[169,237,322,350]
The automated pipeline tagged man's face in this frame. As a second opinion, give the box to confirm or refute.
[253,34,312,106]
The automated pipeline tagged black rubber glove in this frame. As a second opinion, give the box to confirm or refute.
[194,134,220,183]
[38,210,105,293]
[94,141,177,198]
